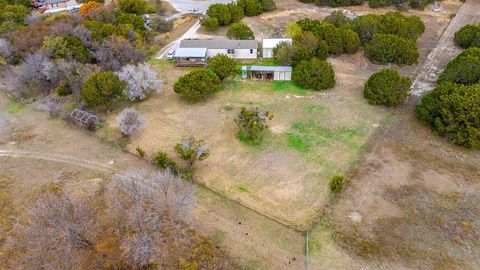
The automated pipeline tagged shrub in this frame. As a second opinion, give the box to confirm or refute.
[364,68,411,106]
[454,23,480,49]
[293,31,327,62]
[79,1,102,16]
[368,0,390,8]
[351,14,381,44]
[227,3,245,22]
[206,4,232,26]
[261,0,276,12]
[274,41,297,66]
[56,84,72,96]
[234,105,273,141]
[409,0,434,9]
[93,36,145,71]
[200,16,219,31]
[365,34,419,65]
[117,108,146,136]
[151,16,173,32]
[293,58,335,90]
[115,63,163,101]
[315,22,345,55]
[227,23,254,40]
[118,0,150,14]
[237,0,263,17]
[174,137,209,170]
[81,71,126,109]
[329,175,345,193]
[42,36,69,59]
[437,48,480,85]
[285,21,302,38]
[173,69,221,101]
[323,10,351,28]
[416,83,480,148]
[115,12,146,31]
[136,146,146,157]
[340,29,361,54]
[207,54,237,81]
[153,151,177,172]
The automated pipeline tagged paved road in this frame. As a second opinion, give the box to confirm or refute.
[156,20,201,59]
[410,0,480,98]
[167,0,232,14]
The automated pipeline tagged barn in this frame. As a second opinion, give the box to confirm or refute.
[250,66,292,81]
[262,38,292,58]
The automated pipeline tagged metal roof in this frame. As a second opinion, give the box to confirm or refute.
[174,47,207,58]
[262,38,292,49]
[250,66,292,72]
[179,39,258,50]
[45,0,69,4]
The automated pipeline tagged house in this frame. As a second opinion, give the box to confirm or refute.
[44,0,78,10]
[242,66,292,81]
[178,39,258,60]
[262,38,292,58]
[174,47,208,67]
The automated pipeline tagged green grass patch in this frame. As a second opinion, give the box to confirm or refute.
[286,120,364,154]
[237,185,251,193]
[271,81,308,94]
[6,103,24,114]
[237,132,262,147]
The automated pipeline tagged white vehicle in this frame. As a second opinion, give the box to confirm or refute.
[188,8,202,15]
[166,50,175,60]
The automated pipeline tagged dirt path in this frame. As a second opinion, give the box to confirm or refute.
[410,0,480,98]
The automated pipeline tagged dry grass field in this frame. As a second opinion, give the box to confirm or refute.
[107,58,391,229]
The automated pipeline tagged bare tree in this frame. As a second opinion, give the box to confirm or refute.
[0,38,12,58]
[18,52,61,92]
[58,60,96,95]
[7,192,97,270]
[71,26,92,47]
[107,168,195,268]
[93,36,145,71]
[117,108,146,136]
[116,63,163,101]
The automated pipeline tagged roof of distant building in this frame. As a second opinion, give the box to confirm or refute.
[174,47,207,58]
[179,39,258,50]
[250,66,292,72]
[45,0,69,4]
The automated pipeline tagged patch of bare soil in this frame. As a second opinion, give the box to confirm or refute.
[333,108,480,269]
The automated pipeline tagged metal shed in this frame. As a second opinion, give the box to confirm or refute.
[250,66,292,81]
[174,47,208,67]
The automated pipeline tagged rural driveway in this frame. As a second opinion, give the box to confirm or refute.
[410,0,480,98]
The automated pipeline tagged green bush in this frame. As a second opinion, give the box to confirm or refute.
[56,84,72,96]
[206,3,232,25]
[153,151,178,172]
[234,105,273,141]
[207,54,237,81]
[237,0,264,16]
[173,69,221,101]
[323,10,351,28]
[136,146,146,157]
[261,0,276,12]
[409,0,433,9]
[341,29,361,54]
[315,22,345,55]
[364,68,411,106]
[273,41,297,66]
[368,0,391,8]
[81,71,125,109]
[227,23,254,40]
[200,16,219,31]
[454,24,480,49]
[365,34,419,65]
[437,48,480,85]
[293,58,335,90]
[329,175,345,193]
[115,12,145,31]
[118,0,150,14]
[416,83,480,148]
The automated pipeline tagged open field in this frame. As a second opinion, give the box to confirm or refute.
[0,95,306,270]
[106,59,391,229]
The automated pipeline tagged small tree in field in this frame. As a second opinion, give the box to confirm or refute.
[154,151,178,173]
[293,58,335,90]
[227,22,254,40]
[174,137,209,170]
[207,54,237,81]
[81,71,125,110]
[235,105,273,142]
[173,69,221,101]
[117,108,146,136]
[364,68,411,107]
[116,62,163,101]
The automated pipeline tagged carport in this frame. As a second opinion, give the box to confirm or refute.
[250,66,292,81]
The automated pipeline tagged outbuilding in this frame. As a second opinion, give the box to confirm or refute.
[173,47,208,67]
[262,38,292,58]
[250,66,292,81]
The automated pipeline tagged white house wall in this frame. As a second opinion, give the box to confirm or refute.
[263,48,274,58]
[273,71,291,81]
[207,49,257,59]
